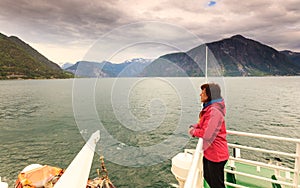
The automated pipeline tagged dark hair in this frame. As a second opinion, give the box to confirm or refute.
[200,83,222,102]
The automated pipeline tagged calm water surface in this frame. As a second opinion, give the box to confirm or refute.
[0,77,300,187]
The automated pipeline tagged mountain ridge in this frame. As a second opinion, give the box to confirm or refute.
[280,50,300,67]
[0,33,72,79]
[202,34,300,76]
[2,32,299,78]
[143,34,300,77]
[65,34,300,77]
[66,59,152,77]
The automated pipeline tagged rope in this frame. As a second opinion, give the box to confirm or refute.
[86,156,116,188]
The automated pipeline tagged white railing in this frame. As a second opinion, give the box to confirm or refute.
[226,130,300,188]
[54,130,100,188]
[184,138,204,188]
[183,130,300,188]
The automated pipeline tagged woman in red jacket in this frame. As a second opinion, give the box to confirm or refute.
[189,83,229,188]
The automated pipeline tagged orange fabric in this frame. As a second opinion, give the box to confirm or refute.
[15,165,63,187]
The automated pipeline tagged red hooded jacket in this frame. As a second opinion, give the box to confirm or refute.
[190,99,229,162]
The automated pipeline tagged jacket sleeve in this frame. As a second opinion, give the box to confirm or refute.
[192,107,223,142]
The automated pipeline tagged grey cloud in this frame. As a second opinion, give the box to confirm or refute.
[223,0,271,14]
[283,0,300,12]
[0,0,128,44]
[0,0,299,63]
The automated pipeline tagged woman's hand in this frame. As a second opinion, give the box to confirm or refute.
[188,127,195,136]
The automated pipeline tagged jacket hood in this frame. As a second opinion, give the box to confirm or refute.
[204,99,226,116]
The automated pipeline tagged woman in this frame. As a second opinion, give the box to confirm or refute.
[189,83,229,188]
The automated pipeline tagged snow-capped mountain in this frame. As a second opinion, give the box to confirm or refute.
[64,58,153,77]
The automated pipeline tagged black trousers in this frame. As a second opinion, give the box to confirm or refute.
[203,157,227,188]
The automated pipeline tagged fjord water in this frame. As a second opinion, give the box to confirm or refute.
[0,77,300,187]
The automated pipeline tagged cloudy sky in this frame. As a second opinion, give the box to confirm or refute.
[0,0,299,65]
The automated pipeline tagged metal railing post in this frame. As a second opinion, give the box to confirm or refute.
[184,138,204,188]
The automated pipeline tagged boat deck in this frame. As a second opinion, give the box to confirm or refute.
[177,130,300,188]
[224,162,300,188]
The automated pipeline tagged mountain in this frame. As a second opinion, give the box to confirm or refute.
[144,35,300,77]
[61,62,74,69]
[66,35,300,77]
[119,58,152,77]
[66,61,113,77]
[140,52,204,77]
[65,58,152,77]
[1,33,299,78]
[0,33,72,79]
[200,35,300,76]
[280,50,300,67]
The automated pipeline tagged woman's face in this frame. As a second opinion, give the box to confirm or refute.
[200,88,208,103]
